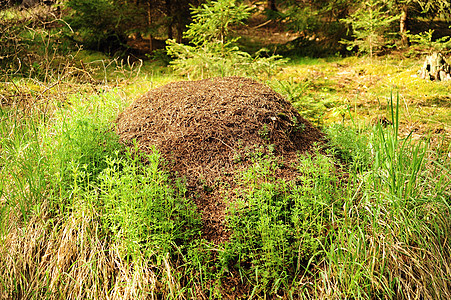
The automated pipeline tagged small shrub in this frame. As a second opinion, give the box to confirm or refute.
[99,148,201,259]
[166,0,287,79]
[340,0,398,57]
[406,29,451,54]
[224,151,344,291]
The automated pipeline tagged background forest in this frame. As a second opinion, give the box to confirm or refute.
[1,0,451,299]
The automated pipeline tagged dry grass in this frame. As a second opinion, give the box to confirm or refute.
[0,199,175,299]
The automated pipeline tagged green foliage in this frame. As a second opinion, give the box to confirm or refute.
[167,40,285,78]
[51,116,122,189]
[322,96,451,299]
[270,78,331,124]
[49,92,201,261]
[99,148,201,258]
[185,0,251,45]
[407,29,451,54]
[224,151,344,291]
[369,94,428,202]
[0,78,206,296]
[0,107,47,221]
[65,0,134,54]
[326,123,372,171]
[166,0,287,78]
[43,92,125,210]
[2,87,201,261]
[265,0,354,57]
[341,0,399,57]
[274,4,320,33]
[413,0,451,21]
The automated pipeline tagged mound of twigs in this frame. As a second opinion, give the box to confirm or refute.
[117,76,323,184]
[117,76,324,242]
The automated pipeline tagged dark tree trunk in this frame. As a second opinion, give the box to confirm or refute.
[176,21,183,43]
[173,0,191,44]
[166,0,173,40]
[267,0,277,11]
[147,1,153,51]
[400,5,409,47]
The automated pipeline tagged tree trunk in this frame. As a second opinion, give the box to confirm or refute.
[400,5,409,47]
[166,0,173,40]
[419,52,451,81]
[148,1,154,52]
[267,0,277,11]
[176,21,183,43]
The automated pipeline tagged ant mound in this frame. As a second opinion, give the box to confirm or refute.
[117,76,323,183]
[116,76,324,242]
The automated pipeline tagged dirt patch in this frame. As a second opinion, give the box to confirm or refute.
[116,76,324,242]
[233,12,301,47]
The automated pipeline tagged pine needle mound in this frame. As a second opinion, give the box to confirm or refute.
[116,76,323,184]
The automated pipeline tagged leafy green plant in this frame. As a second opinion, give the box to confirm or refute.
[224,151,344,293]
[341,0,399,57]
[99,147,201,259]
[270,78,332,124]
[407,29,451,54]
[166,0,286,78]
[41,92,126,213]
[326,123,372,172]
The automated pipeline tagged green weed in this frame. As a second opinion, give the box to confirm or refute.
[223,150,345,295]
[370,93,428,202]
[99,147,201,259]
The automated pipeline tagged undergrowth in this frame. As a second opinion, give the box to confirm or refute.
[222,150,344,296]
[0,89,204,298]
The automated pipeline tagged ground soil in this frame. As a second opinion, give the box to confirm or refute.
[116,76,324,243]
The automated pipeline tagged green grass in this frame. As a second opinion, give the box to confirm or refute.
[270,55,451,136]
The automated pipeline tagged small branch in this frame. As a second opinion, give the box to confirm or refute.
[212,137,235,151]
[253,19,272,29]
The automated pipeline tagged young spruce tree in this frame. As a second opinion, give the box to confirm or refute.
[341,0,399,57]
[166,0,286,78]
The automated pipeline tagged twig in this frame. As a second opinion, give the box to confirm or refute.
[212,137,235,151]
[253,19,272,29]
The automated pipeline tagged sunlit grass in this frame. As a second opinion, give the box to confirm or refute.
[272,55,451,142]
